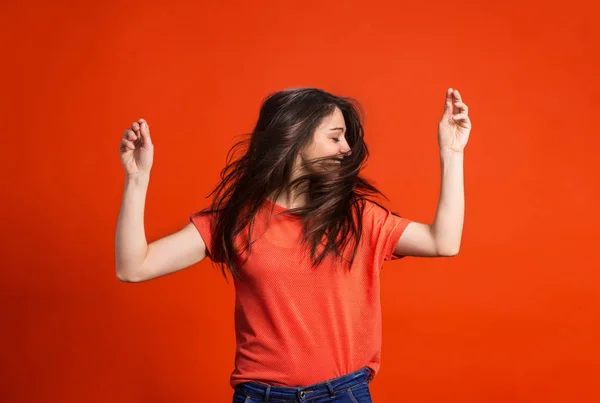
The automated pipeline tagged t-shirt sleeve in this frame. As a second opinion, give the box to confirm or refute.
[363,201,412,263]
[189,209,215,260]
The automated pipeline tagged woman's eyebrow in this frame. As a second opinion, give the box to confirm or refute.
[329,127,345,132]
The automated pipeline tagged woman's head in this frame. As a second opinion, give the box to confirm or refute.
[200,87,386,280]
[295,104,352,176]
[250,87,365,182]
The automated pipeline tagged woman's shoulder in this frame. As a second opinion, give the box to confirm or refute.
[360,198,391,216]
[358,198,408,227]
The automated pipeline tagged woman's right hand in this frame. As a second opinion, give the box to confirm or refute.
[120,118,154,177]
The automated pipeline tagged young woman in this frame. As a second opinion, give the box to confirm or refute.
[116,87,471,402]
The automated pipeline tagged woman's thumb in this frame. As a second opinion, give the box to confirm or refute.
[138,119,153,146]
[443,88,454,116]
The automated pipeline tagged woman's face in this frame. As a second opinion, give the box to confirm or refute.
[297,107,352,173]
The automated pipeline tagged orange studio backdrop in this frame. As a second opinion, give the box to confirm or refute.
[1,0,599,402]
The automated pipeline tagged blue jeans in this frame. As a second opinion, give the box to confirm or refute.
[232,366,374,402]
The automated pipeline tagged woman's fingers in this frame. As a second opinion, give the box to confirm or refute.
[120,138,135,151]
[453,101,468,114]
[124,129,137,141]
[123,119,150,151]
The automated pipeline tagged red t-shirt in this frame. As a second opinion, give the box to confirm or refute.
[190,198,411,388]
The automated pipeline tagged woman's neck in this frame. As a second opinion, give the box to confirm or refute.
[269,161,311,209]
[269,191,306,209]
[268,180,310,209]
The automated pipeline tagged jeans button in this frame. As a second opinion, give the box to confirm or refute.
[300,391,305,398]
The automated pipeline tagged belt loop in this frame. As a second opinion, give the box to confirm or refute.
[326,380,335,397]
[263,385,271,402]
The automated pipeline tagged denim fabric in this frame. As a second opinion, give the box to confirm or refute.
[232,367,374,403]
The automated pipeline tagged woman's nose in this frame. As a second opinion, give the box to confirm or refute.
[340,144,352,156]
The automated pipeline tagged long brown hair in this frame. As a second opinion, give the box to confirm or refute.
[194,87,390,280]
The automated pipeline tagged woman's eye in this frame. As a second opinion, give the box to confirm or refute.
[332,138,340,143]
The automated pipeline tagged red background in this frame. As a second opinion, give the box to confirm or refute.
[1,0,599,401]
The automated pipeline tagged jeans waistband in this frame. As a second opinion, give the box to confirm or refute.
[236,366,373,402]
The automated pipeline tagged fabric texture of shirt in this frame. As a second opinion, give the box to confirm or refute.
[190,198,412,389]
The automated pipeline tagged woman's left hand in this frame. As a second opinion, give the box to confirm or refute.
[438,88,471,153]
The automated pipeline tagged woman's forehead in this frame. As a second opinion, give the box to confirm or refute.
[317,107,346,131]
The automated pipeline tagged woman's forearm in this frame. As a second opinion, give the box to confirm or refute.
[431,149,464,255]
[115,173,150,281]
